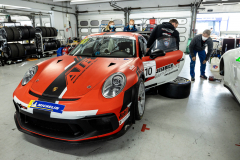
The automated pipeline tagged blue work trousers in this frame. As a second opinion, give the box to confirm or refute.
[189,50,206,78]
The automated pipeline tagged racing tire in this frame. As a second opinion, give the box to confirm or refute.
[52,27,57,36]
[25,26,35,39]
[4,43,19,59]
[51,41,57,50]
[15,43,25,57]
[49,27,55,37]
[0,27,14,41]
[30,44,37,54]
[54,40,61,48]
[10,27,21,41]
[23,44,31,55]
[134,78,146,120]
[45,27,51,37]
[36,27,47,37]
[16,26,29,40]
[157,77,191,99]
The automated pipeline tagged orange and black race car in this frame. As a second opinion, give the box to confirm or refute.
[13,32,188,143]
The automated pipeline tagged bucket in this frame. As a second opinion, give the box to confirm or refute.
[210,57,220,72]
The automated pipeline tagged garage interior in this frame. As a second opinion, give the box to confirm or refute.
[1,0,240,160]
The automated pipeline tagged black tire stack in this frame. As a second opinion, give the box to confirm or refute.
[36,27,57,37]
[0,26,36,60]
[43,40,61,51]
[3,43,26,60]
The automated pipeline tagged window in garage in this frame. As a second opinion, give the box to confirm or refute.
[91,28,99,33]
[101,20,109,25]
[80,21,88,26]
[90,20,99,26]
[176,27,187,34]
[114,19,123,25]
[81,28,89,33]
[177,19,187,25]
[180,36,186,42]
[159,19,170,24]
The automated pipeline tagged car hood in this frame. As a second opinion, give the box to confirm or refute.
[31,55,134,98]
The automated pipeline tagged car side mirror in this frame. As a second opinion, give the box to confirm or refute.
[150,49,165,59]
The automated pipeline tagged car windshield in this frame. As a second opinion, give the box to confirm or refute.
[69,36,136,58]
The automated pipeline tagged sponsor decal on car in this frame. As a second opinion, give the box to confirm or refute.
[119,107,130,119]
[128,65,136,71]
[143,61,156,78]
[119,112,130,125]
[155,63,180,78]
[28,100,65,114]
[236,57,240,62]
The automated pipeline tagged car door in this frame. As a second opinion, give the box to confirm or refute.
[140,36,185,88]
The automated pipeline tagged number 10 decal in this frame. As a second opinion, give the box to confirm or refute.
[143,61,156,78]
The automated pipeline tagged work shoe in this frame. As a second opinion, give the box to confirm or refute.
[200,75,208,80]
[191,77,195,81]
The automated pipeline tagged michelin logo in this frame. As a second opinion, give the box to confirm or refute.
[28,100,65,114]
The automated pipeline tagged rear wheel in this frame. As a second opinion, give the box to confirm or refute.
[158,77,191,99]
[134,78,145,120]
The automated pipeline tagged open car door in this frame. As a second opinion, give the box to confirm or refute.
[142,36,185,89]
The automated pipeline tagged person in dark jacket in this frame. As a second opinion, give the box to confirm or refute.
[103,21,116,32]
[123,19,137,32]
[189,29,213,81]
[146,19,180,51]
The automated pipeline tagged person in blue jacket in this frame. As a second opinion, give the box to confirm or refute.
[103,21,116,32]
[124,19,138,32]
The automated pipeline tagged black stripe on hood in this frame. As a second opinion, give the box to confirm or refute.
[41,56,97,99]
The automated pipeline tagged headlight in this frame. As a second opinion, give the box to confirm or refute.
[22,65,38,86]
[102,72,126,98]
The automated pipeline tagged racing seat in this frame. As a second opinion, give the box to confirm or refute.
[118,42,133,55]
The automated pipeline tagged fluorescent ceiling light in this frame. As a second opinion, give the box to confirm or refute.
[0,4,31,9]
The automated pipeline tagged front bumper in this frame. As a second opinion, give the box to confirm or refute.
[14,101,125,143]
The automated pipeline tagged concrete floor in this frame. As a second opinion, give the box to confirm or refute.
[1,55,240,160]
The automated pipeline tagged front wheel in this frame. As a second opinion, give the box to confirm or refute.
[134,78,146,120]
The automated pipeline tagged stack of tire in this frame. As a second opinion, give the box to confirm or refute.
[43,40,61,52]
[36,27,57,37]
[0,26,36,60]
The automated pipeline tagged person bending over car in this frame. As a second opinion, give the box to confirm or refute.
[146,19,180,51]
[123,19,137,32]
[189,29,213,81]
[103,21,116,32]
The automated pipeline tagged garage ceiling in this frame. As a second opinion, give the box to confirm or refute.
[52,0,199,11]
[200,0,240,13]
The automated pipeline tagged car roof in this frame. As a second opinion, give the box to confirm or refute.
[88,32,140,38]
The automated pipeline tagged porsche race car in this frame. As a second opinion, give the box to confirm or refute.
[220,48,240,104]
[13,32,187,143]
